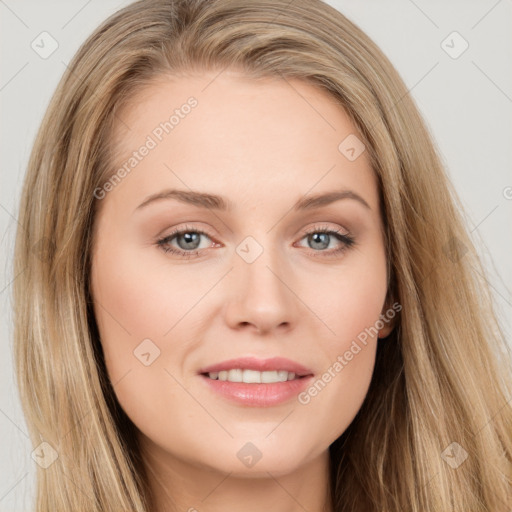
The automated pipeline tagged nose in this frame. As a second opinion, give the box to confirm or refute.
[223,242,300,336]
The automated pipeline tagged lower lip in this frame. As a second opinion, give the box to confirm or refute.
[199,374,314,407]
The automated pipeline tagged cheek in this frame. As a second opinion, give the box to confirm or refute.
[315,245,388,345]
[90,238,228,426]
[297,300,381,447]
[90,243,203,443]
[297,246,388,439]
[90,243,168,398]
[90,242,212,372]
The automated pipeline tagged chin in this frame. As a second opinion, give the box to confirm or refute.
[193,440,314,477]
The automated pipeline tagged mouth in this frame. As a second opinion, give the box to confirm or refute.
[197,356,314,407]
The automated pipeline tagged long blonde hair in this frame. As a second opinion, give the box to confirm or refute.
[12,0,512,510]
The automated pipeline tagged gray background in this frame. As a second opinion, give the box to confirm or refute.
[1,1,511,509]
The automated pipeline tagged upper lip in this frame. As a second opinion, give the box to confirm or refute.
[198,357,314,377]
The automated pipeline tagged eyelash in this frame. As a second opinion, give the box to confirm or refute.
[156,224,356,259]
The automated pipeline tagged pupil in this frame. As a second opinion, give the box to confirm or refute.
[179,232,200,250]
[310,233,329,250]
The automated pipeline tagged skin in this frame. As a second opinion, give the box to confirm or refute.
[90,68,393,512]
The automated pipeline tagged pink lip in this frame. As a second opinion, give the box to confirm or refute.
[199,374,314,407]
[197,356,314,407]
[198,356,314,377]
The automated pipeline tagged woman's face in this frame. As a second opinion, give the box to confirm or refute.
[90,69,391,478]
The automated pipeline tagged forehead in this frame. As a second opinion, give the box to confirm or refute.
[113,69,359,151]
[106,69,378,212]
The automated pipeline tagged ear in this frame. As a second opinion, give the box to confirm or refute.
[378,320,393,339]
[378,295,400,339]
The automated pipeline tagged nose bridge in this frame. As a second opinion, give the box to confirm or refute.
[224,232,299,333]
[239,235,283,293]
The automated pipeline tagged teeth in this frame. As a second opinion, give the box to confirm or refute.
[242,369,260,383]
[208,369,299,383]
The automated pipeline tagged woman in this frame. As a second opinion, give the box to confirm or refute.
[12,0,512,510]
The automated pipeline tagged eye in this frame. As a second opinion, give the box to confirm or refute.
[295,225,355,257]
[156,225,216,258]
[156,224,356,259]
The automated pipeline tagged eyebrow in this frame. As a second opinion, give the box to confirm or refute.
[134,188,371,212]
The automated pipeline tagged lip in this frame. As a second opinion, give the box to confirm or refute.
[197,356,314,407]
[199,374,314,407]
[198,356,314,377]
